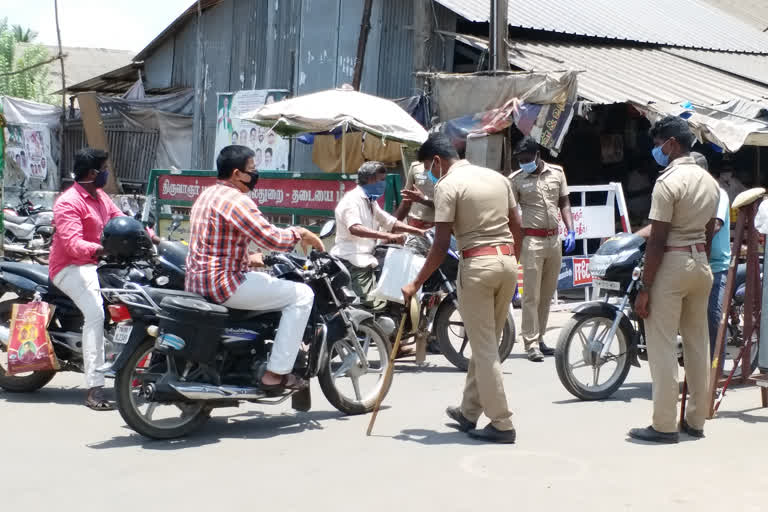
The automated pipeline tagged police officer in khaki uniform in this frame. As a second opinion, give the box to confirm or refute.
[395,162,435,255]
[403,133,523,444]
[629,116,719,444]
[510,136,575,362]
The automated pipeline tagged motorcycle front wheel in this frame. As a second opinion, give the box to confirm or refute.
[115,339,211,440]
[555,312,632,401]
[318,318,392,415]
[434,302,515,371]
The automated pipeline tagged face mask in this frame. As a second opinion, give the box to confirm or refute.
[361,180,386,200]
[520,160,538,174]
[94,170,109,188]
[426,159,440,183]
[238,170,259,191]
[652,140,670,167]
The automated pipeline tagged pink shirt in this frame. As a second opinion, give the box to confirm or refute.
[49,183,123,280]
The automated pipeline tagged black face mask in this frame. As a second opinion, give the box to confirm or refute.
[238,169,259,191]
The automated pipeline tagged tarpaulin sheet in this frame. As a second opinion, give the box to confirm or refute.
[636,99,768,153]
[117,108,193,170]
[242,88,428,146]
[432,71,579,122]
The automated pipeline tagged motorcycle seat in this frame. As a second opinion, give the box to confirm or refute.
[158,295,282,323]
[146,287,204,304]
[4,212,30,224]
[0,262,50,285]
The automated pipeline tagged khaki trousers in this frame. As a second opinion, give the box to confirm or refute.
[458,253,518,431]
[646,250,712,433]
[521,236,562,349]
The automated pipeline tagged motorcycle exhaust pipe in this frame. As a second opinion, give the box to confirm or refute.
[169,382,266,400]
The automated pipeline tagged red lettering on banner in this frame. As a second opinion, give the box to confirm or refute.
[156,175,356,210]
[572,258,592,286]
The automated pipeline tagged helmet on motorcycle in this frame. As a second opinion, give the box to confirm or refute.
[101,217,153,262]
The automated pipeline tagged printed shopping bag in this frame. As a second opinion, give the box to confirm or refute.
[7,301,59,374]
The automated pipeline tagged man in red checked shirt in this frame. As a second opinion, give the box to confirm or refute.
[49,148,123,411]
[186,145,324,391]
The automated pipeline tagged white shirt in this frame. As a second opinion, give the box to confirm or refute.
[331,186,396,268]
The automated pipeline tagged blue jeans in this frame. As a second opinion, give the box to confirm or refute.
[708,270,728,359]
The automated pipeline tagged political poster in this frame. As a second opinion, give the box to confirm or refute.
[213,89,290,172]
[4,123,53,180]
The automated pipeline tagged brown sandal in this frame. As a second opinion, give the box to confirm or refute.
[260,373,308,392]
[85,387,115,411]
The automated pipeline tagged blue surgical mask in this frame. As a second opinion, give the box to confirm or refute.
[652,140,670,167]
[361,180,386,200]
[426,159,440,183]
[520,160,538,174]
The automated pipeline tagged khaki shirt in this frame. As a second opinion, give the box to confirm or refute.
[648,156,719,246]
[434,160,516,252]
[404,162,435,222]
[510,162,568,230]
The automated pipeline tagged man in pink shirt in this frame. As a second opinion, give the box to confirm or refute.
[49,148,123,410]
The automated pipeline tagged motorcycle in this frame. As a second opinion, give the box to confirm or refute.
[112,250,392,439]
[318,220,515,371]
[3,180,54,265]
[0,223,190,393]
[555,233,758,401]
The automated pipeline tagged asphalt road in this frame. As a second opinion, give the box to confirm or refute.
[3,310,768,512]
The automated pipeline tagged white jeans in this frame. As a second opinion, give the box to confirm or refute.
[52,264,105,388]
[223,271,314,374]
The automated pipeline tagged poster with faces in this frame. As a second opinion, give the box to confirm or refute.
[4,123,50,179]
[213,89,290,172]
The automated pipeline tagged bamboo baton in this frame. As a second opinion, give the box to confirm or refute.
[366,299,412,436]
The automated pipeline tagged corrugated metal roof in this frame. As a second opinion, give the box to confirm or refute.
[699,0,768,31]
[456,36,768,105]
[506,40,768,105]
[436,0,768,53]
[665,48,768,85]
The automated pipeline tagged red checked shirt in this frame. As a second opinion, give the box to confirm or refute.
[185,181,301,303]
[49,182,124,280]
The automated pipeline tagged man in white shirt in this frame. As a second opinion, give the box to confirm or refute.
[331,161,425,310]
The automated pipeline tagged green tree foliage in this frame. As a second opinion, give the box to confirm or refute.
[12,24,38,43]
[0,18,53,104]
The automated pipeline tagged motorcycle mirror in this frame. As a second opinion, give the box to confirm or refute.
[319,220,336,239]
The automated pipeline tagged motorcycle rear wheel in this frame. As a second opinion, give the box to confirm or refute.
[318,318,392,415]
[115,339,210,440]
[555,312,632,401]
[434,302,515,371]
[0,298,56,392]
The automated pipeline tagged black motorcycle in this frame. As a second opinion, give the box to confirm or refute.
[0,219,188,393]
[319,220,515,371]
[112,250,392,439]
[555,233,756,401]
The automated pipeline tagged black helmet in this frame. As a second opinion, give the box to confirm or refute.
[101,217,153,262]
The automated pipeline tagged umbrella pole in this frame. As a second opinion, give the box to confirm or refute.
[342,131,346,174]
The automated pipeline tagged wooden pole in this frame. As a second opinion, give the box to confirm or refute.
[351,0,374,91]
[412,0,432,91]
[54,0,65,190]
[191,0,204,168]
[366,310,408,436]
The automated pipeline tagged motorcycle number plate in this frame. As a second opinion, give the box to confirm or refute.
[113,323,133,345]
[593,279,620,291]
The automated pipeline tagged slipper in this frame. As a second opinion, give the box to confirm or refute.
[85,388,115,411]
[260,373,309,392]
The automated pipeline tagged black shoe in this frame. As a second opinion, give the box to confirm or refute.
[680,420,705,438]
[445,406,476,432]
[468,424,517,444]
[628,425,679,444]
[539,342,555,356]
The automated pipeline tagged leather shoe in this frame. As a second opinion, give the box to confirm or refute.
[539,341,555,356]
[680,420,705,438]
[445,406,476,432]
[527,347,544,362]
[468,424,517,444]
[628,425,679,444]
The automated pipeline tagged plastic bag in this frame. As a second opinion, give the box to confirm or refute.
[755,199,768,235]
[371,247,425,304]
[7,301,59,375]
